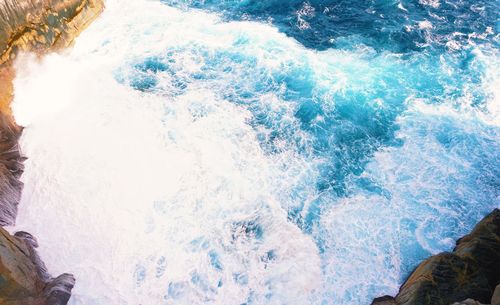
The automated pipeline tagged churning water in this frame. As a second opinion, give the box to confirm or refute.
[10,0,500,304]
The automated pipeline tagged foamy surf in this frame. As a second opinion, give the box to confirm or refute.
[11,0,500,304]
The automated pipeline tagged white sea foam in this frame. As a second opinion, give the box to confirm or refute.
[13,2,322,304]
[418,0,440,8]
[10,0,500,304]
[418,20,433,30]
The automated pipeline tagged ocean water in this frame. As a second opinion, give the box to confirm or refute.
[10,0,500,304]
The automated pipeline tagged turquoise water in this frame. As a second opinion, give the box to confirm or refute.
[122,0,499,301]
[13,0,499,304]
[115,0,500,302]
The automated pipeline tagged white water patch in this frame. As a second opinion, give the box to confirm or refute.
[319,194,402,302]
[418,0,440,8]
[12,2,323,304]
[358,101,500,253]
[418,20,433,30]
[13,56,321,304]
[476,47,500,125]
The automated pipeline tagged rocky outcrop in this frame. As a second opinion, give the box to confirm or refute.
[454,209,500,291]
[0,0,104,65]
[0,0,104,304]
[372,209,500,305]
[0,227,75,305]
[395,252,491,305]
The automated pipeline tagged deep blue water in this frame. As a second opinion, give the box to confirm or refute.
[162,0,499,52]
[114,0,499,303]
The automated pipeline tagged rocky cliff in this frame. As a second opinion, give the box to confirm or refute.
[373,209,500,305]
[0,0,103,304]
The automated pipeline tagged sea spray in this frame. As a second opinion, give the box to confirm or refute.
[12,0,499,304]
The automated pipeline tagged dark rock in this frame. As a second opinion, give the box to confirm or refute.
[454,209,500,291]
[0,112,23,226]
[371,295,397,305]
[44,274,76,305]
[395,253,491,305]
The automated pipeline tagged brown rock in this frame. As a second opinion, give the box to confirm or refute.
[454,209,500,291]
[0,227,75,305]
[0,65,14,115]
[395,252,491,305]
[0,0,105,66]
[371,295,397,305]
